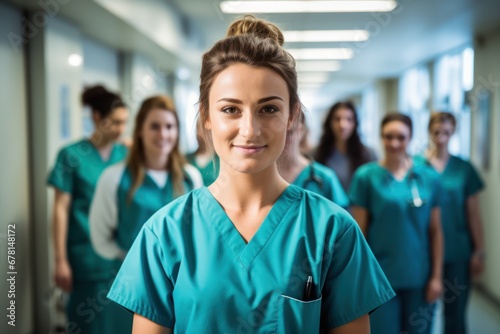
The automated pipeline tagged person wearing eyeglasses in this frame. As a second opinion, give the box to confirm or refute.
[415,111,485,334]
[349,113,444,334]
[277,111,349,208]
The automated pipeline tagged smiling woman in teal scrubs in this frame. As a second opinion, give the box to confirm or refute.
[350,113,444,334]
[47,85,129,333]
[416,112,485,334]
[90,95,202,260]
[89,95,202,332]
[108,15,394,334]
[278,112,349,208]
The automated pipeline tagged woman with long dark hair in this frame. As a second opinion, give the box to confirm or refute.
[316,101,376,192]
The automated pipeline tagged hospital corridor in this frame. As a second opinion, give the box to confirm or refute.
[1,0,500,333]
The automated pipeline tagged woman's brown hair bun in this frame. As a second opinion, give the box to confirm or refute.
[226,15,284,46]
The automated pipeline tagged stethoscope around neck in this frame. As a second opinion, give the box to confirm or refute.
[408,172,424,208]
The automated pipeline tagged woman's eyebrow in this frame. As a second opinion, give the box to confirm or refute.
[216,96,284,103]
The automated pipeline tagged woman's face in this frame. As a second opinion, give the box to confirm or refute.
[97,107,129,141]
[381,120,411,156]
[330,107,356,142]
[429,121,454,148]
[140,109,178,158]
[206,63,292,174]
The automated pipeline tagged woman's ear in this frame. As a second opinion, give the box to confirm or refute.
[92,111,102,125]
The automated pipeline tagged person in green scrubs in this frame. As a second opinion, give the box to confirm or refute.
[416,112,485,334]
[108,15,395,334]
[90,94,203,260]
[47,85,129,333]
[350,113,444,334]
[278,111,349,208]
[88,95,202,332]
[186,120,219,186]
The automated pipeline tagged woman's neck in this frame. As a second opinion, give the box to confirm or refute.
[89,132,113,149]
[144,151,169,171]
[335,140,347,154]
[209,163,288,212]
[428,145,450,161]
[382,154,411,171]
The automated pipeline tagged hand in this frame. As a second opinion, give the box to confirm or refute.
[54,259,73,292]
[470,253,485,278]
[425,277,442,303]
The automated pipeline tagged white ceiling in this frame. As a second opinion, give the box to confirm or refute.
[170,0,500,106]
[5,0,500,111]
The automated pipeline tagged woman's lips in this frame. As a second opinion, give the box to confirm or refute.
[233,145,266,154]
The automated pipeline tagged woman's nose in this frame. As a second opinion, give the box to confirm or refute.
[239,112,261,138]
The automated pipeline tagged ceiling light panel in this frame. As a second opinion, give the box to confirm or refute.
[220,1,398,13]
[284,30,369,42]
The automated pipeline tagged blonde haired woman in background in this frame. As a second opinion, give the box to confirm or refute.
[89,95,202,332]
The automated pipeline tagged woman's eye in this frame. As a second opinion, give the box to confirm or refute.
[221,107,238,114]
[262,106,278,114]
[151,123,160,130]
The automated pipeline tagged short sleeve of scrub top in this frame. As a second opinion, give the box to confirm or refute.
[321,222,396,329]
[464,162,484,197]
[47,148,75,193]
[348,166,371,208]
[108,186,394,332]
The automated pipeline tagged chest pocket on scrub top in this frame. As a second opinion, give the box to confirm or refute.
[277,294,322,333]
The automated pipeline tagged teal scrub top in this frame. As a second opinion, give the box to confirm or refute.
[108,185,395,332]
[349,162,441,289]
[186,153,219,186]
[47,139,128,282]
[293,161,349,208]
[414,155,484,263]
[116,167,197,251]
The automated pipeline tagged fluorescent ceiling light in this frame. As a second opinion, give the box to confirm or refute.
[289,48,353,60]
[296,61,341,72]
[220,1,397,13]
[68,54,83,67]
[284,30,369,42]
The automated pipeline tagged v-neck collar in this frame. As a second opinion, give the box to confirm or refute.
[202,185,301,270]
[86,139,118,163]
[427,155,453,175]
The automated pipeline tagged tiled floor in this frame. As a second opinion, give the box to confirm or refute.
[432,288,500,334]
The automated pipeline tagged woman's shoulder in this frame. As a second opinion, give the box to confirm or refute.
[450,155,473,168]
[56,138,91,155]
[310,161,337,177]
[355,161,380,176]
[413,161,439,180]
